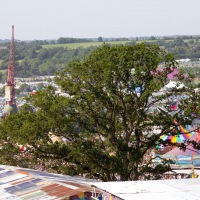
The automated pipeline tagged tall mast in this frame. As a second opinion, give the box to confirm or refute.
[6,25,16,105]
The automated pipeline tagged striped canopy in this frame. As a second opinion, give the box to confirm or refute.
[163,131,200,157]
[163,145,200,157]
[160,125,193,143]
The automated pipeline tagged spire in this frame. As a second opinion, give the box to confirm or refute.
[9,25,15,67]
[5,25,16,106]
[7,25,15,86]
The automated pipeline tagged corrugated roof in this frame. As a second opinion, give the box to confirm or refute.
[0,164,95,200]
[92,179,200,200]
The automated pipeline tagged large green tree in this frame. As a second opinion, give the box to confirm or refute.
[0,43,199,181]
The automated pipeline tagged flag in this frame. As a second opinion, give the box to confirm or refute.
[170,102,178,111]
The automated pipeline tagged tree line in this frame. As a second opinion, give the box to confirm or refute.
[0,36,200,82]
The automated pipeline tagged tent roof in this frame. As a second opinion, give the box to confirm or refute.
[163,146,200,157]
[164,80,185,89]
[162,132,200,157]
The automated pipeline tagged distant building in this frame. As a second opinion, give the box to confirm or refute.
[176,58,191,62]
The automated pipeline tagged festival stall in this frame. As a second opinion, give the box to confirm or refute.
[155,124,193,154]
[161,131,200,167]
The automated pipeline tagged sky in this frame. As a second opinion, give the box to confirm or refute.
[0,0,200,40]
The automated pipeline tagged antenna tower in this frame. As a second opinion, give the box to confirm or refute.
[5,25,16,105]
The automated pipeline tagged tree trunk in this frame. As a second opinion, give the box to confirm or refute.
[132,166,140,180]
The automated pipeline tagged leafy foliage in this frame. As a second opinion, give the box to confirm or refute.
[0,44,199,181]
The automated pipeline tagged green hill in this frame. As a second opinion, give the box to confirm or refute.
[42,41,130,49]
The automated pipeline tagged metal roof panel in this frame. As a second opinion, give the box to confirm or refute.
[0,165,94,200]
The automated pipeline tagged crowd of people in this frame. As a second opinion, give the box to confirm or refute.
[162,168,199,179]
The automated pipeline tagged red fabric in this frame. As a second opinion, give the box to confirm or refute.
[196,130,200,141]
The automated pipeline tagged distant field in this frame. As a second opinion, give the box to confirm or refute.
[17,59,24,64]
[0,46,7,50]
[0,70,7,74]
[42,41,130,49]
[38,39,197,50]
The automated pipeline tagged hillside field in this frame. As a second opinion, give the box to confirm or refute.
[41,39,196,49]
[42,40,130,49]
[0,69,7,74]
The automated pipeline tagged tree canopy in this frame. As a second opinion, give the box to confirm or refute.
[0,43,199,181]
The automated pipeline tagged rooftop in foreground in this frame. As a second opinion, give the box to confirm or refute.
[0,164,96,200]
[92,178,200,200]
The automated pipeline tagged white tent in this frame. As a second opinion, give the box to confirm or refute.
[163,80,186,90]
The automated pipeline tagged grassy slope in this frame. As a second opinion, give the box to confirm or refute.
[0,46,7,50]
[0,69,7,74]
[41,39,193,49]
[42,41,130,49]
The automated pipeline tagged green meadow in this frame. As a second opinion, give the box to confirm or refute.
[0,69,7,74]
[42,41,130,49]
